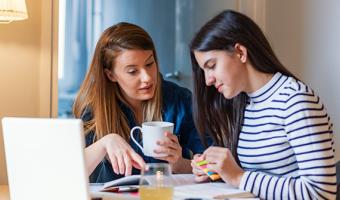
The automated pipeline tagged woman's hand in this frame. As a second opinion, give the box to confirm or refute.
[154,131,182,164]
[103,133,145,176]
[191,154,209,183]
[203,146,244,187]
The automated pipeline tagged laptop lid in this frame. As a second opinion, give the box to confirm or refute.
[2,117,90,200]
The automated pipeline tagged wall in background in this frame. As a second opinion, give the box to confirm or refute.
[0,0,54,184]
[265,0,340,161]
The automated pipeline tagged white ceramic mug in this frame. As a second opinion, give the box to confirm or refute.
[130,121,174,157]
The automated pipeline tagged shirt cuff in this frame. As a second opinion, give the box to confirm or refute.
[238,170,251,190]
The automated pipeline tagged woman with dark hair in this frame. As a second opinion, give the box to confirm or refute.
[190,10,336,199]
[73,22,205,183]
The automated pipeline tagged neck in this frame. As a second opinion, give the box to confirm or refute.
[245,65,274,93]
[128,99,143,124]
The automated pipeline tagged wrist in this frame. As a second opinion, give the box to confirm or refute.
[230,170,244,187]
[101,134,115,154]
[170,156,184,173]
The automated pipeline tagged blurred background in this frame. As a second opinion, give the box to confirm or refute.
[0,0,339,184]
[57,0,239,117]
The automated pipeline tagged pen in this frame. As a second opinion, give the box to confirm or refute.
[118,185,139,192]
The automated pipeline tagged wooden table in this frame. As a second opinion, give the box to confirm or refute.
[0,185,9,200]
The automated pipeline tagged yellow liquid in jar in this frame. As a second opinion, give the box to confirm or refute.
[139,186,173,200]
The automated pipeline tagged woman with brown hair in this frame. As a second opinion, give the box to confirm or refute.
[190,10,336,199]
[73,22,206,183]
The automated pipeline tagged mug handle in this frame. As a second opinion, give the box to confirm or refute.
[130,126,144,152]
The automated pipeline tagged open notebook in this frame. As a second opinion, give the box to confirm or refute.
[93,174,255,199]
[99,174,196,192]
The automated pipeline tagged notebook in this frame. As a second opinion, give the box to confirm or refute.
[100,173,196,192]
[2,117,90,200]
[92,173,255,199]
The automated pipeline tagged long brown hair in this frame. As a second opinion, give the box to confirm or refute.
[73,22,162,141]
[190,10,296,162]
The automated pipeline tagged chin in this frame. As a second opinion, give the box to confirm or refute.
[138,95,154,101]
[138,91,155,100]
[222,92,238,99]
[136,87,156,100]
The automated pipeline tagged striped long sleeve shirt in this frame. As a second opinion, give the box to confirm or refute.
[238,72,337,200]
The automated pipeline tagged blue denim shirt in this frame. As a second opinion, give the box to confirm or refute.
[82,79,208,183]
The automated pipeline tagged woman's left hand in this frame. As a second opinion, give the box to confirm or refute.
[203,146,245,187]
[154,131,182,164]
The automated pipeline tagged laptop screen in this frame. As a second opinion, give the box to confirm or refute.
[2,117,90,200]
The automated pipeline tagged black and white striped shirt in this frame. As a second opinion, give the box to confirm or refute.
[238,72,336,199]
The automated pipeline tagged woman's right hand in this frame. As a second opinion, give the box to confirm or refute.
[191,154,209,183]
[103,133,145,176]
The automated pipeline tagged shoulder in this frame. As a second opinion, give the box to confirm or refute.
[279,77,319,104]
[282,77,311,93]
[77,107,95,146]
[161,79,193,115]
[275,77,328,120]
[161,79,192,101]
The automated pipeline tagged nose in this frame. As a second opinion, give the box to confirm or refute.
[205,70,215,86]
[140,69,152,83]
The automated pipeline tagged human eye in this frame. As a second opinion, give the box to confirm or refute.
[207,63,215,69]
[145,61,155,68]
[127,68,137,75]
[204,59,216,70]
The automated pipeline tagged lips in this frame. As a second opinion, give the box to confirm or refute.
[216,84,223,93]
[139,84,153,90]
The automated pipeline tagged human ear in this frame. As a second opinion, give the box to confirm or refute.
[234,43,247,63]
[104,68,117,82]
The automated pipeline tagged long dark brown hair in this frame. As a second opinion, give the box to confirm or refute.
[73,22,162,141]
[190,10,296,162]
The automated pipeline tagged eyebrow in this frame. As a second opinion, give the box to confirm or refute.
[124,54,154,68]
[145,54,154,63]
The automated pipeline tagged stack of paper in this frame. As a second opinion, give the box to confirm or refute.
[174,182,255,199]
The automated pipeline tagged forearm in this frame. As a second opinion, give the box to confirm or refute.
[171,157,192,174]
[85,136,107,176]
[239,170,337,200]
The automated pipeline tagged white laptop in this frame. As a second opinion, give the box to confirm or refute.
[2,117,90,200]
